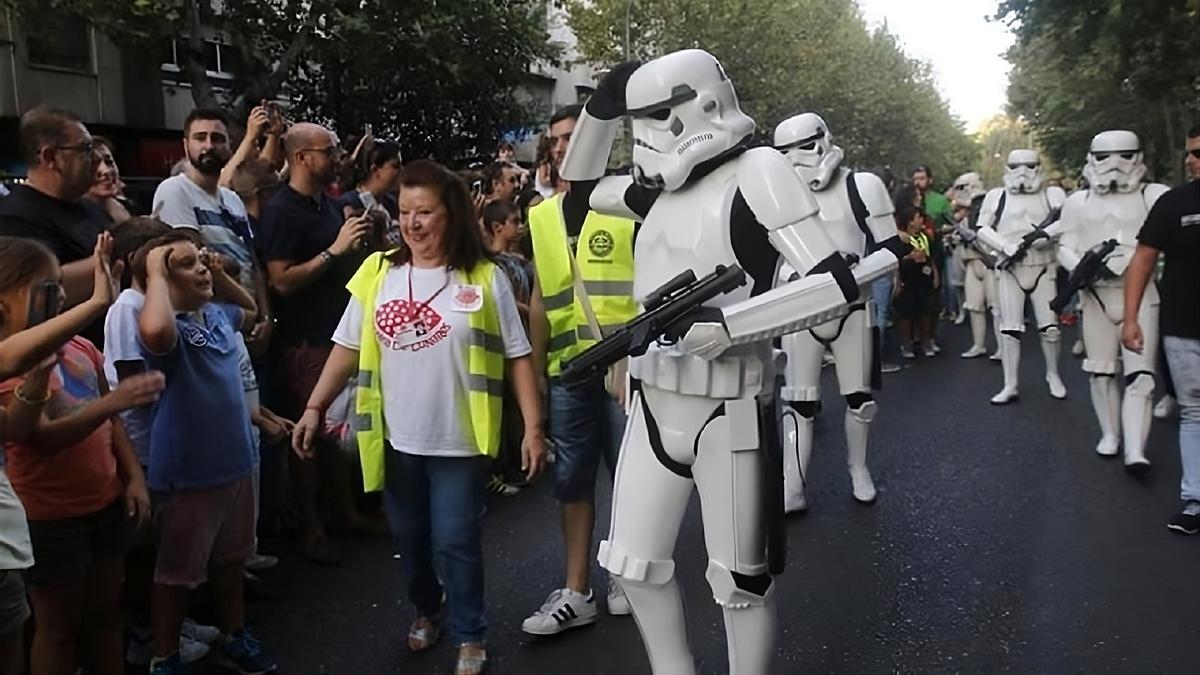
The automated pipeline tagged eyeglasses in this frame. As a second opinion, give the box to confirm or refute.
[1092,152,1135,161]
[54,141,95,155]
[1006,162,1038,169]
[1186,149,1200,159]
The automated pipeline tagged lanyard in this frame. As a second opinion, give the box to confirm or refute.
[407,265,451,316]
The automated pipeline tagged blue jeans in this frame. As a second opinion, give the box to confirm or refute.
[549,377,626,502]
[872,276,894,345]
[383,449,488,643]
[1163,336,1200,503]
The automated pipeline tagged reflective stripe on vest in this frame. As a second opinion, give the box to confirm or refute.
[528,194,638,375]
[346,252,505,492]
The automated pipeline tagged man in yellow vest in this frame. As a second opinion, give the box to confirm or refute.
[522,104,641,635]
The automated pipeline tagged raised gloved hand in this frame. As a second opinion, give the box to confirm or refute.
[586,60,643,121]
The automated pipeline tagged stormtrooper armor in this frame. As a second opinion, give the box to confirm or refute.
[974,150,1068,403]
[773,113,896,512]
[559,51,907,674]
[1056,131,1168,468]
[952,172,1002,360]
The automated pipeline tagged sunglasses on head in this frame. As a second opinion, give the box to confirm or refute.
[1092,152,1135,161]
[1006,162,1038,170]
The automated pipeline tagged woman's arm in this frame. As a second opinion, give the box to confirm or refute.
[291,344,358,458]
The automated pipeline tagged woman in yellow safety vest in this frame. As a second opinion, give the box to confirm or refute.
[291,160,546,675]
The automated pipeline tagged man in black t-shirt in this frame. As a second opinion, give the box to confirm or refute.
[1123,125,1200,535]
[0,107,108,306]
[256,121,372,565]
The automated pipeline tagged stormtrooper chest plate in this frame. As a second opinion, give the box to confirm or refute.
[633,162,753,310]
[996,193,1052,240]
[812,180,867,257]
[1074,191,1147,252]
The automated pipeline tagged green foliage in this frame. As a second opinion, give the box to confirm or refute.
[1000,0,1200,184]
[564,0,979,187]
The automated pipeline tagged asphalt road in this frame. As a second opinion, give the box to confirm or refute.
[248,322,1196,674]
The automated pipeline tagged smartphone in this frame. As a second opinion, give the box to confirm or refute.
[26,281,65,328]
[472,179,484,197]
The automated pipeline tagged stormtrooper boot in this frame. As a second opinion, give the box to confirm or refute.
[781,407,812,514]
[1122,373,1154,472]
[1042,332,1066,400]
[1089,376,1121,456]
[961,311,988,358]
[845,402,877,504]
[990,336,1021,405]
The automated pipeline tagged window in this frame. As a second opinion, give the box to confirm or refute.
[161,38,234,79]
[26,13,91,72]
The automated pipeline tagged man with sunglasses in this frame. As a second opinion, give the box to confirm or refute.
[974,150,1068,405]
[1122,126,1200,534]
[0,107,110,335]
[1055,130,1169,471]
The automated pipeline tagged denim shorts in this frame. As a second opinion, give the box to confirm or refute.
[548,377,626,502]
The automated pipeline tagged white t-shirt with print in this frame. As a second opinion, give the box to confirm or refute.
[152,174,257,292]
[332,264,530,457]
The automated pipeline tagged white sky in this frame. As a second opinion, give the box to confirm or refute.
[856,0,1015,133]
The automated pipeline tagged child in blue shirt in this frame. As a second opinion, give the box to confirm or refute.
[135,233,277,675]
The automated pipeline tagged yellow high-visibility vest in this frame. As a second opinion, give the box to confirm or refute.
[346,252,505,492]
[528,195,638,375]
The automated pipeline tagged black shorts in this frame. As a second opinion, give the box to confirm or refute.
[894,286,937,319]
[26,498,127,587]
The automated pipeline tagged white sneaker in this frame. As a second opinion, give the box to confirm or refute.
[180,617,220,645]
[126,630,211,665]
[606,577,632,616]
[1154,395,1177,419]
[245,552,279,571]
[522,588,598,635]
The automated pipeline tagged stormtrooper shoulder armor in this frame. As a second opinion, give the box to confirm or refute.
[1143,182,1170,209]
[1046,185,1067,210]
[850,171,892,216]
[737,147,820,230]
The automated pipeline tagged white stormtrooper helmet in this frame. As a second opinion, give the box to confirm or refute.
[626,49,756,191]
[1082,130,1146,194]
[1003,149,1043,194]
[951,172,985,207]
[773,112,845,191]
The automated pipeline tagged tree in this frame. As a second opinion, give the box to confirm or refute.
[3,0,556,160]
[999,0,1199,184]
[563,0,979,186]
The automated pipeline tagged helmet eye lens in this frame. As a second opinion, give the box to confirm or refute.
[1007,162,1038,170]
[1120,152,1134,160]
[646,108,671,121]
[798,141,817,151]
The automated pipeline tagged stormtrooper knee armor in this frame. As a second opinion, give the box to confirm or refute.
[772,112,895,512]
[559,52,907,674]
[974,150,1068,404]
[1056,131,1168,469]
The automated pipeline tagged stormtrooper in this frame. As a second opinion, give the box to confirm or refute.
[559,51,907,674]
[951,172,1002,360]
[974,150,1068,404]
[1055,131,1167,468]
[772,112,899,513]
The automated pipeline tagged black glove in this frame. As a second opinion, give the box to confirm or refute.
[586,60,642,121]
[1021,229,1050,246]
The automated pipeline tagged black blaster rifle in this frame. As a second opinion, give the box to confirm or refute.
[997,207,1062,271]
[560,264,748,388]
[1050,238,1119,314]
[954,222,999,268]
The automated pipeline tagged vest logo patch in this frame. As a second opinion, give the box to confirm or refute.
[588,230,615,258]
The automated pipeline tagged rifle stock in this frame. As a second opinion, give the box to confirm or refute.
[1049,239,1118,314]
[560,265,748,387]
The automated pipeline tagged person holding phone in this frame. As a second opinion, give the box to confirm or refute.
[0,233,163,675]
